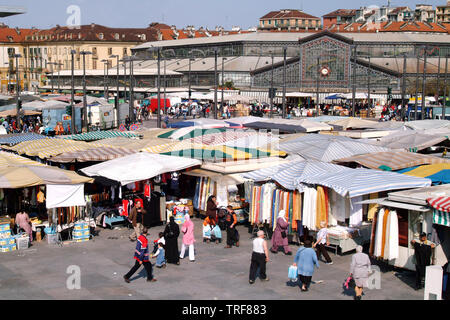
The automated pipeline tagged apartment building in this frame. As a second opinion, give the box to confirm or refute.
[259,9,322,31]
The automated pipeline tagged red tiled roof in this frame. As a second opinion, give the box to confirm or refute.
[0,26,35,42]
[260,9,319,20]
[322,9,357,18]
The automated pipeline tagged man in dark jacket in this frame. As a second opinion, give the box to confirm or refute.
[128,201,147,241]
[411,232,436,290]
[124,227,157,283]
[225,205,239,248]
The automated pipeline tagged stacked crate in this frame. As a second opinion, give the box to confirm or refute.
[0,222,16,252]
[72,221,90,242]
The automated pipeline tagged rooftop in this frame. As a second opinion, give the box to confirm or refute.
[260,9,319,20]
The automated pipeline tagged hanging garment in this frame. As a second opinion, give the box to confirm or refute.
[330,190,346,223]
[374,208,385,258]
[380,209,390,259]
[383,209,392,260]
[368,193,379,221]
[349,196,363,227]
[303,186,317,231]
[193,178,200,210]
[387,210,399,260]
[122,200,130,217]
[369,209,378,256]
[316,186,327,230]
[217,183,228,207]
[144,183,151,199]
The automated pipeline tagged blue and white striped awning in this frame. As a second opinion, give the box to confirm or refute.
[0,133,50,146]
[297,167,432,198]
[279,134,390,162]
[242,159,348,191]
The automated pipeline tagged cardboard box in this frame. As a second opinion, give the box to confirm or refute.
[73,230,90,237]
[0,244,16,252]
[0,230,11,239]
[0,238,15,246]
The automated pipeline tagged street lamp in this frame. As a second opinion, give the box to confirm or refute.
[421,45,428,120]
[109,54,120,127]
[282,46,287,119]
[101,59,108,99]
[351,45,357,117]
[221,57,227,117]
[213,47,218,119]
[54,62,63,93]
[147,46,162,128]
[70,50,76,134]
[80,50,92,132]
[188,51,195,100]
[270,51,274,119]
[401,53,407,120]
[443,55,448,120]
[122,55,139,122]
[48,61,55,93]
[14,53,22,130]
[4,62,10,94]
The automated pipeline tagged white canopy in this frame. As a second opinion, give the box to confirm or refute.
[80,153,201,185]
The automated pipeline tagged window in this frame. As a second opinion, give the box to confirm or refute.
[92,47,97,55]
[108,47,112,55]
[141,34,146,41]
[123,47,127,56]
[93,60,97,69]
[268,20,271,25]
[99,33,104,40]
[114,33,120,40]
[44,48,47,55]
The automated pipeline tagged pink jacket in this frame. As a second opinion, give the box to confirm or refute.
[181,214,195,245]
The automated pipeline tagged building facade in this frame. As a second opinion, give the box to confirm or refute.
[259,9,322,31]
[436,1,450,23]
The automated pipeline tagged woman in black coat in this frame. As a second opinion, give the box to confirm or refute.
[206,195,218,222]
[163,216,180,265]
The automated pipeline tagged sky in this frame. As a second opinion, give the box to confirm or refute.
[1,0,445,30]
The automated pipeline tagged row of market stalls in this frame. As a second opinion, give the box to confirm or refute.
[0,116,448,281]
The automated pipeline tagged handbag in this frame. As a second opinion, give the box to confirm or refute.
[281,231,287,238]
[288,265,298,280]
[344,276,356,289]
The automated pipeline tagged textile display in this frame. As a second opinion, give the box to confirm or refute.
[329,190,346,223]
[373,208,399,260]
[368,193,379,221]
[46,184,86,209]
[193,177,218,212]
[316,186,328,230]
[248,183,301,233]
[350,196,363,227]
[302,186,317,231]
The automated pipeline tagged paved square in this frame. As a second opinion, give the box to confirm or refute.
[0,218,423,300]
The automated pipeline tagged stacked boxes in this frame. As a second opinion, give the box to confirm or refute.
[72,222,90,243]
[0,222,17,252]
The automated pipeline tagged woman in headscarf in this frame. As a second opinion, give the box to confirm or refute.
[270,210,292,255]
[206,195,218,223]
[350,245,372,300]
[163,216,180,265]
[179,214,196,262]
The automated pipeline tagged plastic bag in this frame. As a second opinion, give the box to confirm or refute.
[288,265,298,280]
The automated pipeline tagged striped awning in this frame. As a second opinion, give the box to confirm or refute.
[50,147,137,163]
[334,151,450,171]
[432,210,450,227]
[2,138,108,159]
[427,197,450,213]
[0,133,51,146]
[279,134,390,162]
[243,160,348,191]
[65,130,140,141]
[299,167,432,198]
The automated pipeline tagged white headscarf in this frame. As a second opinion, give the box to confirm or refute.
[278,210,286,222]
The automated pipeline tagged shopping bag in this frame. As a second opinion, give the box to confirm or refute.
[343,276,355,289]
[288,265,298,280]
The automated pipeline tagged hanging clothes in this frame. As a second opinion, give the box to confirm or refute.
[330,190,346,223]
[316,186,328,230]
[302,186,317,231]
[368,193,379,221]
[380,209,390,259]
[387,210,399,260]
[350,196,363,227]
[369,209,378,256]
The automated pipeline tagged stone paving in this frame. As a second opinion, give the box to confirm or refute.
[0,218,424,300]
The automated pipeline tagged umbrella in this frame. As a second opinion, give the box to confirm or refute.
[0,151,93,188]
[279,134,390,162]
[398,164,450,184]
[80,153,201,185]
[334,151,450,171]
